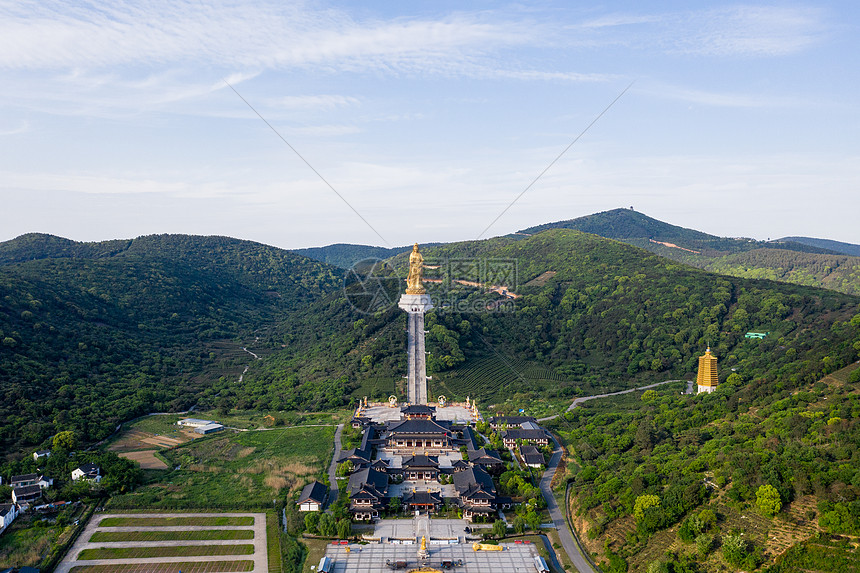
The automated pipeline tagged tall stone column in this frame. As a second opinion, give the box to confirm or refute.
[398,293,433,405]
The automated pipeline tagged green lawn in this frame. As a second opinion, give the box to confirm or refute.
[69,560,254,572]
[77,544,254,560]
[99,516,254,527]
[89,529,254,542]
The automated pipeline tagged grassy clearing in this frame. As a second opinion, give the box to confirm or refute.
[301,537,330,573]
[108,425,334,509]
[69,560,254,573]
[99,516,254,527]
[89,529,254,542]
[266,510,283,573]
[78,544,255,560]
[0,515,66,568]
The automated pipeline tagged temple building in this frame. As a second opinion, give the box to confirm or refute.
[696,347,719,394]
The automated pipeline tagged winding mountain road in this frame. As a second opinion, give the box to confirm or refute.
[539,436,598,573]
[538,379,683,422]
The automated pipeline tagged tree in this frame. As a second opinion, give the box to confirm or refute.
[493,519,507,539]
[337,518,352,539]
[304,512,320,533]
[53,430,76,451]
[388,497,401,514]
[756,484,782,518]
[525,510,542,531]
[513,516,526,534]
[318,513,336,537]
[696,533,714,556]
[634,495,661,522]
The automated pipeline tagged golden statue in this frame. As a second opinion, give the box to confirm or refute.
[405,243,426,294]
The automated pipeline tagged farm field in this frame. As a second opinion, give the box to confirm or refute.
[107,424,334,510]
[56,512,267,573]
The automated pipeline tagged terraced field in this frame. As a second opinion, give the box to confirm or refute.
[437,356,569,400]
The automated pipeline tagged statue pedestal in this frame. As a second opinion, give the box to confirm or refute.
[398,293,433,313]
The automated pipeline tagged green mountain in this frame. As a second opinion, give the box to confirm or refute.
[3,229,858,463]
[518,209,860,296]
[0,233,340,457]
[228,230,859,417]
[778,236,860,257]
[294,242,443,269]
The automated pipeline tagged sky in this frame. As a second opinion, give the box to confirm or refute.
[1,1,859,249]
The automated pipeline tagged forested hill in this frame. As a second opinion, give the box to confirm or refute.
[778,236,860,257]
[227,230,860,419]
[0,233,340,458]
[517,209,860,296]
[293,242,443,269]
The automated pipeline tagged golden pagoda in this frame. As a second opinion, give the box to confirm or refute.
[696,347,719,394]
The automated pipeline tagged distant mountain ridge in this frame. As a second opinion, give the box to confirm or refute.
[516,209,860,296]
[777,236,860,257]
[294,242,443,269]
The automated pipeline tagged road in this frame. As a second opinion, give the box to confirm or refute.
[539,436,599,573]
[327,423,344,508]
[538,379,683,422]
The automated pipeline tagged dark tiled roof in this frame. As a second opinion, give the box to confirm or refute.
[490,415,538,426]
[297,481,328,505]
[337,448,370,463]
[401,404,435,414]
[467,448,503,465]
[387,419,451,435]
[13,484,42,498]
[10,473,38,484]
[76,462,101,474]
[402,490,442,505]
[347,467,388,498]
[520,445,545,465]
[502,429,547,441]
[402,454,439,469]
[0,503,14,517]
[453,466,496,500]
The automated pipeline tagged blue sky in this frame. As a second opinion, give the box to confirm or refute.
[1,1,858,248]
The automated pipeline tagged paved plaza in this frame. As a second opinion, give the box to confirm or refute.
[361,404,478,425]
[323,518,538,572]
[324,540,539,572]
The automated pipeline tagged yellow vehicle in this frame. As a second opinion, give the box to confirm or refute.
[472,542,504,551]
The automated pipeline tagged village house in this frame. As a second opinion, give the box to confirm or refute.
[10,474,39,488]
[12,484,42,504]
[71,463,102,482]
[347,467,389,521]
[297,481,328,512]
[0,503,18,534]
[520,445,545,468]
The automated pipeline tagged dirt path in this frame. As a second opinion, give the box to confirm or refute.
[538,379,683,422]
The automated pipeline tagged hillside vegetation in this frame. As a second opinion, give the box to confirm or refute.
[3,229,859,463]
[0,233,339,458]
[520,209,860,296]
[221,230,860,417]
[549,360,860,572]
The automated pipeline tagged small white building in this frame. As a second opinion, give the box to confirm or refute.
[0,503,18,534]
[37,476,54,489]
[71,463,102,483]
[33,450,51,461]
[177,418,218,428]
[297,481,328,512]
